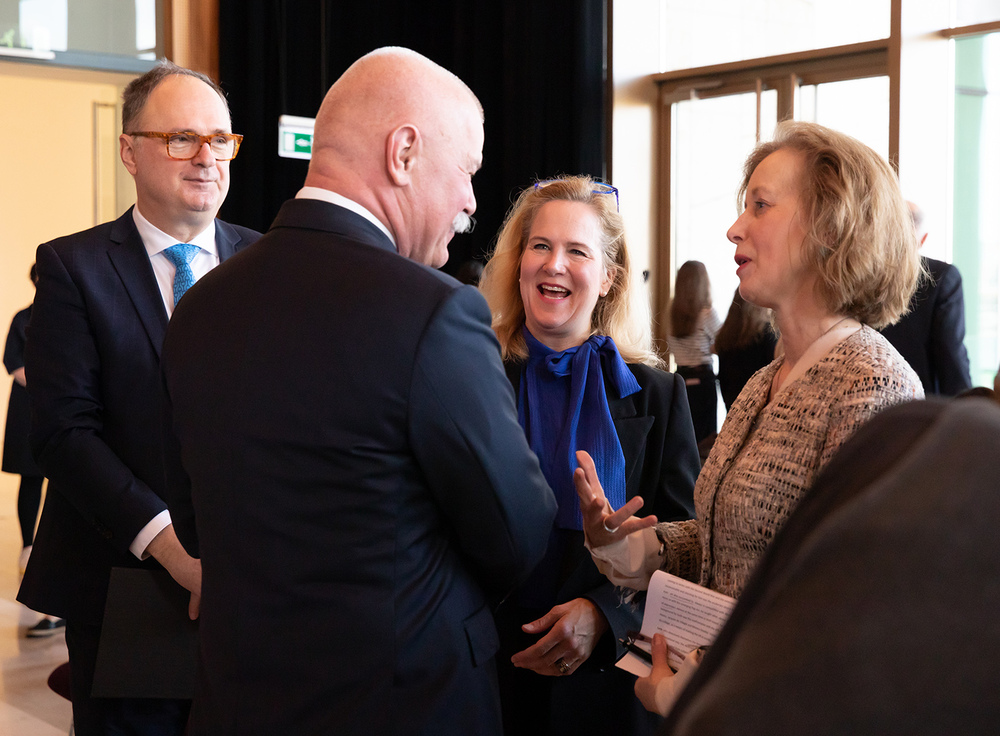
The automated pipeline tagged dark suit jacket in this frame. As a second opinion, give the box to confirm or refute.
[500,360,699,735]
[18,207,258,624]
[3,305,41,475]
[160,198,557,736]
[880,257,972,395]
[661,397,1000,735]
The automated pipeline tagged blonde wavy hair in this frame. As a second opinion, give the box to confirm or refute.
[479,176,660,367]
[738,121,922,329]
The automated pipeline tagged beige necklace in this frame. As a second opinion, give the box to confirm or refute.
[769,317,859,399]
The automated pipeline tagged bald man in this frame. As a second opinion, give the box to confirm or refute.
[160,48,556,735]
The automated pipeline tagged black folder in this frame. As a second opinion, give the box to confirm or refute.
[91,567,199,699]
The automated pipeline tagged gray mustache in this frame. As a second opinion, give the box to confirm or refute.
[453,212,476,234]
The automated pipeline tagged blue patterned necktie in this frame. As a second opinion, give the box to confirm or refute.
[163,244,200,307]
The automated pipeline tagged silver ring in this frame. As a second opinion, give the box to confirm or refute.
[555,658,571,675]
[603,520,619,534]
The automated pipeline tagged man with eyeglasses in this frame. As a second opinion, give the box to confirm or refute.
[158,47,556,735]
[18,60,259,735]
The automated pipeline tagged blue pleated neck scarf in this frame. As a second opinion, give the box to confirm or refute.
[518,328,640,530]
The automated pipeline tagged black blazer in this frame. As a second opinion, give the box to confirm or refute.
[18,207,259,624]
[879,256,972,395]
[160,198,557,736]
[3,305,40,475]
[661,397,1000,735]
[501,359,698,735]
[505,359,698,641]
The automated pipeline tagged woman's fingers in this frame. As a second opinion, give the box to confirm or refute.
[574,450,658,546]
[604,495,646,530]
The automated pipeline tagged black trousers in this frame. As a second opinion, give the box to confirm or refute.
[16,474,44,547]
[676,364,718,443]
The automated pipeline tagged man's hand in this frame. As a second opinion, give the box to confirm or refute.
[510,598,609,676]
[146,524,202,620]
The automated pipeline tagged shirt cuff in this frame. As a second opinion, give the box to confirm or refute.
[586,526,662,590]
[130,509,172,560]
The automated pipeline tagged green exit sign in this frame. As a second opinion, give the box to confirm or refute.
[278,115,315,160]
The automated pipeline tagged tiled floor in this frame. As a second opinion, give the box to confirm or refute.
[0,476,73,736]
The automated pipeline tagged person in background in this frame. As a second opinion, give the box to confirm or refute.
[879,201,972,396]
[456,258,484,286]
[3,264,62,636]
[160,47,556,736]
[19,61,259,734]
[667,261,721,443]
[714,288,778,411]
[575,121,924,715]
[479,175,699,736]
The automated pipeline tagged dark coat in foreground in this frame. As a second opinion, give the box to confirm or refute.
[661,396,1000,735]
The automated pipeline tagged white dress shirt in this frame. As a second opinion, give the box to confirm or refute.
[133,206,221,317]
[295,186,396,247]
[128,206,221,559]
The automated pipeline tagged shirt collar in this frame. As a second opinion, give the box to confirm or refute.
[295,186,396,247]
[132,206,218,256]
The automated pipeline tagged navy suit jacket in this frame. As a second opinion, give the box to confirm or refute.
[18,207,259,624]
[879,257,972,395]
[160,198,557,736]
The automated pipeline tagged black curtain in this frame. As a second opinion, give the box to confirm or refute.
[217,0,607,275]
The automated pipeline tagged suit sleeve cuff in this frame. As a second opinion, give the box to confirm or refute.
[130,509,172,560]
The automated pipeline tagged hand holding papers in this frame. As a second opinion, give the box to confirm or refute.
[616,570,735,677]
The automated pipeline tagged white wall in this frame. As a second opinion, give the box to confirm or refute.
[611,0,663,323]
[0,60,136,498]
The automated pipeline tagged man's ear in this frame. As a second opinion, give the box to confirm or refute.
[386,124,420,186]
[120,134,138,176]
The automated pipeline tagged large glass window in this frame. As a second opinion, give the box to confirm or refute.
[659,0,891,72]
[955,0,1000,26]
[954,31,1000,387]
[0,0,158,68]
[650,2,1000,392]
[797,77,890,159]
[673,92,775,319]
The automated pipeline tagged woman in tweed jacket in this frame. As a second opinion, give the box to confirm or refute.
[576,122,925,714]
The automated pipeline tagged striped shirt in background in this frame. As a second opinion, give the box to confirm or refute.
[669,308,722,367]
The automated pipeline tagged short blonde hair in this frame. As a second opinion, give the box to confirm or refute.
[738,121,921,328]
[479,176,660,366]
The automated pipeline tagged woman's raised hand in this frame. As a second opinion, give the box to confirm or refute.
[574,450,657,548]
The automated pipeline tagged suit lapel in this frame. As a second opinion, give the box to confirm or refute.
[606,379,652,497]
[215,218,242,261]
[106,208,169,358]
[107,212,251,359]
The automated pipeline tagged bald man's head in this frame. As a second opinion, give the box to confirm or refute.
[306,47,484,266]
[906,200,928,248]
